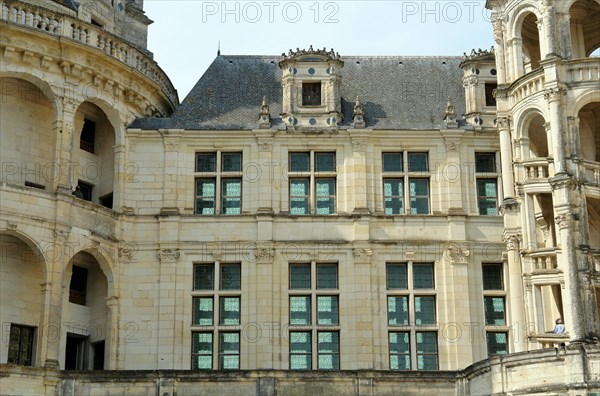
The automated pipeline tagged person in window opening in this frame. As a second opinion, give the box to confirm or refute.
[73,186,83,199]
[553,318,565,334]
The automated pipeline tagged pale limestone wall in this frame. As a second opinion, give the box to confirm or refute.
[0,78,55,188]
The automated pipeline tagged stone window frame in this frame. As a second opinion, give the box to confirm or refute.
[7,324,35,366]
[288,262,340,370]
[191,262,242,370]
[194,151,243,216]
[386,261,438,370]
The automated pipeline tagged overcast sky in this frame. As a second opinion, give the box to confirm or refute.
[144,1,495,99]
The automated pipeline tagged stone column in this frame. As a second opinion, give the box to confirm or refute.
[569,6,586,59]
[498,117,515,199]
[567,116,581,159]
[510,37,524,79]
[503,234,527,352]
[492,14,507,85]
[552,175,586,341]
[541,1,558,57]
[156,247,181,368]
[52,97,79,194]
[544,87,567,174]
[159,129,182,215]
[105,296,119,369]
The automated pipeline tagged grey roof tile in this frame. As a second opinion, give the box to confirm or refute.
[129,55,467,131]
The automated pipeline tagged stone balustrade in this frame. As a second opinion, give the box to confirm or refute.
[579,159,600,185]
[509,68,545,106]
[566,58,600,85]
[531,333,569,349]
[528,248,559,271]
[522,157,553,180]
[0,0,178,107]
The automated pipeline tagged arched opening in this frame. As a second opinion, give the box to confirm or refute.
[569,0,600,59]
[0,233,45,366]
[73,102,116,209]
[587,197,600,249]
[61,251,109,370]
[0,77,55,190]
[527,114,549,158]
[521,13,542,72]
[577,102,600,162]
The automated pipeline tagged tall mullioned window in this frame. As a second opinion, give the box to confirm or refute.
[195,152,242,215]
[191,262,242,369]
[475,153,499,215]
[383,152,430,215]
[482,263,508,355]
[7,324,35,366]
[289,152,336,215]
[288,262,340,370]
[387,262,438,370]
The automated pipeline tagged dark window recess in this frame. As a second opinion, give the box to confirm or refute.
[485,83,497,107]
[25,181,45,190]
[7,324,34,366]
[80,119,96,153]
[65,333,88,370]
[475,153,496,173]
[99,193,113,209]
[91,19,103,28]
[77,181,93,202]
[302,83,321,106]
[92,341,105,370]
[69,266,88,305]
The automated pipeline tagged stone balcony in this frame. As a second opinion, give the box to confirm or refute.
[526,247,560,274]
[519,157,554,194]
[508,68,545,107]
[0,0,178,108]
[565,58,600,88]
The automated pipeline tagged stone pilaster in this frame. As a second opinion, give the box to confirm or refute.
[503,234,527,352]
[497,117,515,199]
[544,86,567,174]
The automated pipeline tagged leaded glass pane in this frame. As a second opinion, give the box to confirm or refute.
[290,355,311,370]
[386,263,407,289]
[408,153,428,172]
[389,332,410,371]
[193,297,213,325]
[387,296,409,325]
[195,179,216,215]
[196,153,216,172]
[409,179,429,214]
[220,264,241,290]
[316,179,335,215]
[290,264,311,289]
[315,153,336,172]
[384,179,403,215]
[222,179,241,215]
[482,264,503,290]
[317,296,339,325]
[477,179,498,215]
[317,332,339,370]
[413,263,434,289]
[484,297,506,325]
[475,153,496,173]
[415,296,435,325]
[290,332,311,370]
[290,179,309,215]
[219,332,240,370]
[290,153,310,172]
[192,332,213,370]
[222,153,242,172]
[416,332,438,370]
[486,332,508,355]
[220,297,241,325]
[317,264,338,289]
[193,264,214,290]
[383,153,403,172]
[290,296,311,325]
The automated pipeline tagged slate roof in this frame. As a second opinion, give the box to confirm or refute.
[129,55,468,131]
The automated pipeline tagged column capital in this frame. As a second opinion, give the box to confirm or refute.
[544,86,567,102]
[555,212,575,230]
[503,234,522,251]
[496,116,511,129]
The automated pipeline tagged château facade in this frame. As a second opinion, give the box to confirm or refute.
[0,0,598,395]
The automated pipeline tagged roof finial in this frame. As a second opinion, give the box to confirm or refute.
[217,41,221,56]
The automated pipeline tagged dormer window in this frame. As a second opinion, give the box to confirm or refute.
[302,83,321,106]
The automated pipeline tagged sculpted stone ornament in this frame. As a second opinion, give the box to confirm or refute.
[444,244,470,264]
[543,86,567,102]
[353,248,373,264]
[503,234,521,251]
[555,213,575,230]
[255,247,275,263]
[258,96,271,129]
[156,248,180,262]
[352,97,366,129]
[443,97,458,129]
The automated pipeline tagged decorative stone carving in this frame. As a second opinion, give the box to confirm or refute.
[503,234,521,251]
[352,97,366,129]
[443,97,458,129]
[156,248,180,262]
[255,247,275,263]
[281,45,341,60]
[258,96,271,129]
[555,213,575,230]
[212,250,223,262]
[543,86,567,102]
[496,116,510,129]
[257,140,272,152]
[444,244,470,264]
[353,248,373,264]
[462,46,495,61]
[118,242,137,259]
[499,198,520,215]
